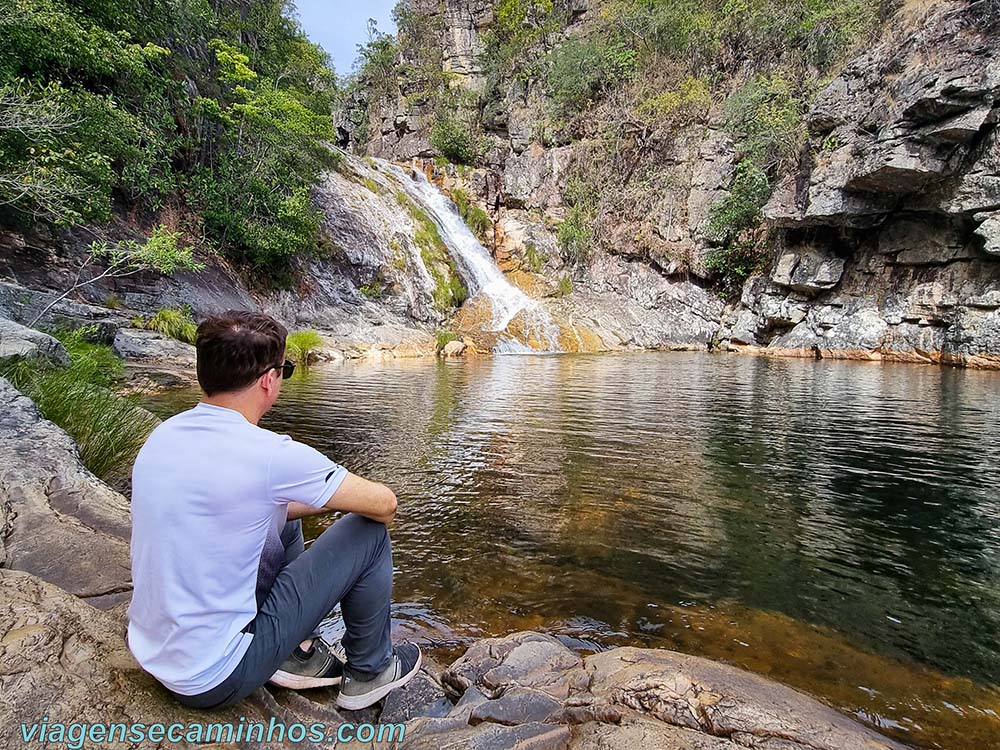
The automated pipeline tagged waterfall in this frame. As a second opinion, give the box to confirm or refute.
[373,160,562,353]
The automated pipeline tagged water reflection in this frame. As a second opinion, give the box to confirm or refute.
[146,353,1000,749]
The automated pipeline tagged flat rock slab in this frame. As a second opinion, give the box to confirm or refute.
[0,379,133,605]
[585,647,907,750]
[402,721,571,750]
[113,328,196,363]
[0,570,267,748]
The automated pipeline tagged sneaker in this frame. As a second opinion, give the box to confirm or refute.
[336,643,422,710]
[268,639,344,689]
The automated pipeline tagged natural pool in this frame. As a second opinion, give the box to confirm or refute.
[145,352,1000,749]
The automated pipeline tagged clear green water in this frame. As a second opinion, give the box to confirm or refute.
[145,352,1000,749]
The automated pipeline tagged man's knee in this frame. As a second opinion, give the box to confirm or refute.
[323,513,391,556]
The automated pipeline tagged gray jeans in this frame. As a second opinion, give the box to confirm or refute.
[167,513,394,709]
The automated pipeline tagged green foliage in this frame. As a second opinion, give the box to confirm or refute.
[435,330,458,352]
[451,188,492,242]
[523,242,548,272]
[638,77,712,122]
[707,161,772,245]
[557,206,592,261]
[1,326,159,485]
[395,190,468,309]
[723,75,805,168]
[557,274,573,296]
[430,115,480,165]
[557,179,596,261]
[546,36,635,114]
[480,0,567,88]
[0,0,340,280]
[359,280,383,298]
[602,0,886,73]
[133,306,198,344]
[285,329,323,367]
[29,225,201,327]
[703,240,769,292]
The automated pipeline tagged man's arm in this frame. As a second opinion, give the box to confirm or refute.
[287,472,397,524]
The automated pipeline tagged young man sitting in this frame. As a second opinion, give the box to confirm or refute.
[127,310,420,710]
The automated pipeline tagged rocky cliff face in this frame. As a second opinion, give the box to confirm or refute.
[351,0,1000,366]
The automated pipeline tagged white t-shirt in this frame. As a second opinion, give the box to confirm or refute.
[127,402,347,695]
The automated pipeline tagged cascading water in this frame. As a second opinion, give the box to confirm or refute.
[373,159,562,353]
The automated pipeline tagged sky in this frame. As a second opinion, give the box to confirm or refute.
[293,0,398,77]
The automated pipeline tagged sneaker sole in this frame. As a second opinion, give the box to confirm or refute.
[268,670,342,690]
[336,651,422,711]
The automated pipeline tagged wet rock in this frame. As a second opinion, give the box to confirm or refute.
[570,717,738,750]
[470,687,563,726]
[381,668,453,723]
[0,379,133,606]
[0,318,69,366]
[586,647,908,750]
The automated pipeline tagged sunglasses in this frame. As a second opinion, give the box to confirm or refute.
[259,359,296,380]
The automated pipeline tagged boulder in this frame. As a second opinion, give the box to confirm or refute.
[0,318,69,366]
[974,211,1000,255]
[770,248,846,295]
[112,328,196,364]
[0,569,266,749]
[0,379,134,607]
[442,339,468,357]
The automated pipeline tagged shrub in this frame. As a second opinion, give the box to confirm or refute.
[133,307,198,344]
[285,330,323,367]
[638,77,712,122]
[359,280,383,298]
[723,75,805,168]
[706,161,772,245]
[546,37,636,114]
[430,115,480,165]
[557,275,573,296]
[557,205,593,260]
[703,240,769,293]
[524,242,548,272]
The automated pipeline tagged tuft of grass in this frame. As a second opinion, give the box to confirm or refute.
[435,330,458,352]
[524,242,548,272]
[558,275,573,296]
[450,188,493,243]
[285,329,323,367]
[1,326,160,486]
[359,280,383,298]
[133,307,198,344]
[104,293,124,310]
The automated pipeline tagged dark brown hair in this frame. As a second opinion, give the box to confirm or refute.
[195,311,287,396]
